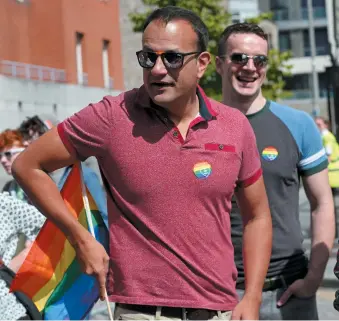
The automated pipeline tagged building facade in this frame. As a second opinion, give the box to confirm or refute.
[228,0,259,22]
[259,0,332,115]
[0,0,123,128]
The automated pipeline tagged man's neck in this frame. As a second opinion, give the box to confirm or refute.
[164,92,199,123]
[223,90,266,115]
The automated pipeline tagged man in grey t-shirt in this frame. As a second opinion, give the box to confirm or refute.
[216,22,335,319]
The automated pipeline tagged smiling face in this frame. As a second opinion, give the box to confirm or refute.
[141,19,210,109]
[216,33,268,99]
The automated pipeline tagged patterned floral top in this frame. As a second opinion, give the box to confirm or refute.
[0,192,45,320]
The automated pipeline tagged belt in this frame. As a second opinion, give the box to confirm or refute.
[118,304,220,320]
[236,269,308,292]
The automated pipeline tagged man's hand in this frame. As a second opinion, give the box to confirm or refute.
[231,294,261,320]
[277,278,317,307]
[73,233,110,301]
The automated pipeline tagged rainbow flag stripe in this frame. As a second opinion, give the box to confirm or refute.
[10,164,108,320]
[262,146,278,161]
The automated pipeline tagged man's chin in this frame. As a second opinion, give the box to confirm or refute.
[235,86,259,98]
[151,93,173,106]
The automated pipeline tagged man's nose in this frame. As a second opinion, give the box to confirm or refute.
[243,58,256,71]
[151,56,168,76]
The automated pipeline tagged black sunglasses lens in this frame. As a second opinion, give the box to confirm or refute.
[164,53,183,68]
[137,51,157,68]
[253,55,268,67]
[231,53,248,64]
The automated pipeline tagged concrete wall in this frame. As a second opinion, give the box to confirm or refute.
[0,75,121,130]
[119,0,144,90]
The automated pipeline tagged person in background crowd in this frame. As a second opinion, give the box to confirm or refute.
[216,22,335,320]
[0,129,28,202]
[314,117,339,193]
[0,192,45,320]
[12,6,272,320]
[18,114,108,227]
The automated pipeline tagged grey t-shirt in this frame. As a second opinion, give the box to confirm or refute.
[231,101,328,278]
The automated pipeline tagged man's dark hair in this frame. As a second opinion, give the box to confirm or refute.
[143,6,209,52]
[217,23,268,57]
[18,115,49,141]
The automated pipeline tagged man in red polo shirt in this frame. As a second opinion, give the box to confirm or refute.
[12,6,272,320]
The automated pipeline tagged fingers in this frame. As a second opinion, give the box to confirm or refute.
[230,304,241,321]
[277,286,293,307]
[98,254,110,301]
[98,270,107,301]
[230,310,240,321]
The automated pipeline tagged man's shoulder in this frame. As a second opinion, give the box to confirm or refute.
[269,101,312,125]
[103,87,140,106]
[207,98,247,122]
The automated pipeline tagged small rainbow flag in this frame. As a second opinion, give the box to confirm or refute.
[10,163,109,320]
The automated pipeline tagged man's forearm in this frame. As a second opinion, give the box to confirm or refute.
[243,214,272,297]
[307,204,335,289]
[12,163,88,244]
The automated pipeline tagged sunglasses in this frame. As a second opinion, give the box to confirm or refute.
[0,147,25,159]
[136,50,201,69]
[229,53,268,68]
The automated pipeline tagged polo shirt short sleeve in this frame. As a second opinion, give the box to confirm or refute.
[57,96,114,160]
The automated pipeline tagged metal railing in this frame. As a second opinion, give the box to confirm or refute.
[301,6,326,19]
[109,76,114,89]
[273,6,326,21]
[82,73,88,86]
[0,60,66,83]
[285,88,331,100]
[273,9,289,21]
[304,45,329,56]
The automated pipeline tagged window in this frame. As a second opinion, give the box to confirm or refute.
[301,0,326,19]
[284,74,312,99]
[279,32,291,52]
[231,12,241,23]
[75,32,84,85]
[303,28,329,56]
[102,40,110,88]
[301,0,325,7]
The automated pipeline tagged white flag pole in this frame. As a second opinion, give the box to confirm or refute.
[79,163,114,321]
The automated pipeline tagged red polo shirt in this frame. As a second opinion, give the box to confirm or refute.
[57,85,262,311]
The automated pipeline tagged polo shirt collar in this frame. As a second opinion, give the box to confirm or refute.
[136,85,218,121]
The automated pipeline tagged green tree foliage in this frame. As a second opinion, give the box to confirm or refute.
[129,0,292,101]
[246,13,293,101]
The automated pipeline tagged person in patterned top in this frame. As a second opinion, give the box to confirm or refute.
[0,192,45,320]
[0,129,28,202]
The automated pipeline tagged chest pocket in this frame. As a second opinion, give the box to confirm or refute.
[205,143,236,153]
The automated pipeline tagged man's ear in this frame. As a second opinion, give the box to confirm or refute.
[197,52,211,79]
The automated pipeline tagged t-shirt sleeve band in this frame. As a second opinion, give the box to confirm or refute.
[237,168,263,188]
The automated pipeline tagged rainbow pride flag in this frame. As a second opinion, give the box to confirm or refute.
[10,163,109,320]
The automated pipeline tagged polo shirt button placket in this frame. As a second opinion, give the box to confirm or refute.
[173,130,179,138]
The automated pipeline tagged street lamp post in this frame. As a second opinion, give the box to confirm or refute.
[307,0,320,116]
